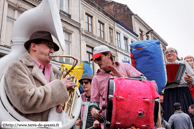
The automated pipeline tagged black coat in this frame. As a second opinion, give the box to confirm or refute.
[191,115,194,127]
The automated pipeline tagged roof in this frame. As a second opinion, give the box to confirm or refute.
[116,20,138,37]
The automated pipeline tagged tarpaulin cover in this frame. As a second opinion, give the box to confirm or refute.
[130,40,166,93]
[130,50,136,68]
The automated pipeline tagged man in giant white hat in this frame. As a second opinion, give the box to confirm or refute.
[89,45,144,128]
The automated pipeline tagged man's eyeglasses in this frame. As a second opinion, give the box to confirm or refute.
[81,80,89,85]
[185,59,194,63]
[94,56,102,63]
[39,42,54,50]
[45,43,54,50]
[165,50,176,55]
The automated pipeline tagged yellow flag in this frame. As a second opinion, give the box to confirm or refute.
[61,62,84,88]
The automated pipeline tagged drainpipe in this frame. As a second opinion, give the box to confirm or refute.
[79,0,82,63]
[0,0,6,43]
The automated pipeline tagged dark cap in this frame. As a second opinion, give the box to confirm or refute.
[174,102,181,108]
[79,74,92,83]
[24,30,59,51]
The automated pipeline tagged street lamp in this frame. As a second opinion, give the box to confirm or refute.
[145,29,153,35]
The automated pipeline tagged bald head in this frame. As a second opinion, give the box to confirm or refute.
[184,55,193,60]
[184,55,194,68]
[165,47,178,62]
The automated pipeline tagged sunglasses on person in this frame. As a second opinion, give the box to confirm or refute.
[81,80,89,85]
[39,42,54,50]
[165,50,176,55]
[45,43,54,50]
[94,56,102,63]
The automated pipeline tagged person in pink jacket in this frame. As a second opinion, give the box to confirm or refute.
[89,45,144,128]
[75,74,101,129]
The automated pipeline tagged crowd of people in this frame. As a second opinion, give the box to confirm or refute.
[3,30,194,129]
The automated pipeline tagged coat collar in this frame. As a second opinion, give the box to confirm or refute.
[167,60,179,64]
[19,52,47,85]
[174,110,183,114]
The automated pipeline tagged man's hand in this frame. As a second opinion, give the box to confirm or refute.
[93,120,100,128]
[91,108,101,119]
[184,72,193,83]
[61,76,77,88]
[75,119,81,126]
[108,65,122,77]
[56,105,63,113]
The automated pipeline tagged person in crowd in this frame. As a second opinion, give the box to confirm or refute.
[89,45,146,128]
[163,47,194,121]
[184,55,194,98]
[4,30,76,121]
[184,55,194,70]
[75,74,101,129]
[155,105,171,129]
[189,104,194,127]
[168,102,193,129]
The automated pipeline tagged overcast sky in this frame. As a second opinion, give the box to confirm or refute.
[113,0,194,58]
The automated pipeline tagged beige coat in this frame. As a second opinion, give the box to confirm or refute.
[4,52,69,121]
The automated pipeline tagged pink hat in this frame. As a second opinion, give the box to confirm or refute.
[90,45,110,60]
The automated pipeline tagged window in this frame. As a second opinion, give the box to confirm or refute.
[60,32,71,63]
[86,46,93,70]
[109,28,113,44]
[116,32,121,48]
[139,29,144,40]
[60,0,69,13]
[85,14,92,33]
[5,7,22,45]
[146,34,149,40]
[124,37,128,52]
[98,21,104,39]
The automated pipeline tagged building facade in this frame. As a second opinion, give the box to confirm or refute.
[93,0,134,31]
[0,0,81,67]
[132,14,168,49]
[92,0,168,64]
[0,0,169,73]
[115,20,138,64]
[80,0,117,73]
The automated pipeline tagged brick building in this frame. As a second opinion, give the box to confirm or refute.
[93,0,134,31]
